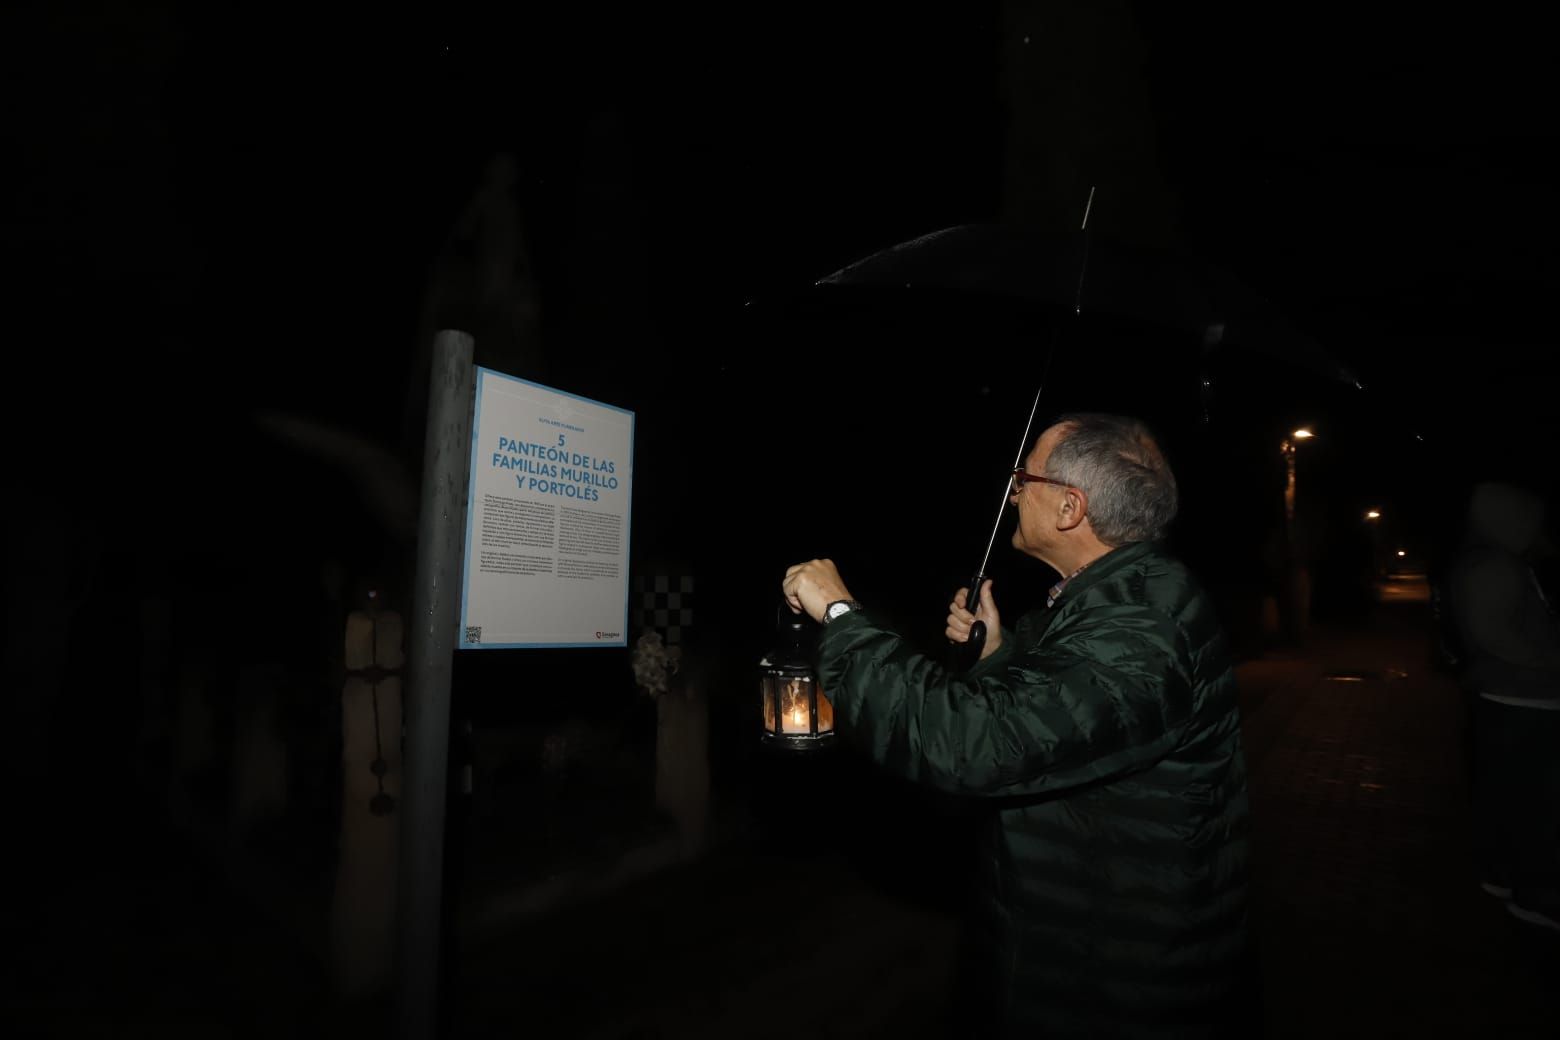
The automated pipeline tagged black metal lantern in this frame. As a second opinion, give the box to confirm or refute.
[759,610,835,751]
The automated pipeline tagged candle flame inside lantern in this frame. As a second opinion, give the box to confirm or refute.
[779,679,834,735]
[762,675,835,739]
[781,679,810,734]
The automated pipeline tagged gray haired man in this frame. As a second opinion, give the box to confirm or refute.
[784,414,1252,1038]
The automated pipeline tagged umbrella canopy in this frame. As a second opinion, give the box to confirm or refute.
[713,222,1392,655]
[813,223,1361,390]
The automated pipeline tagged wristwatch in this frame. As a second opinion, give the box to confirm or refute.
[822,599,863,625]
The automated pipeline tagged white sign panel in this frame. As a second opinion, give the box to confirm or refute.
[459,368,634,648]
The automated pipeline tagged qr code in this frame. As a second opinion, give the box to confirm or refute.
[465,626,481,645]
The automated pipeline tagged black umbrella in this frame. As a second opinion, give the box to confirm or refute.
[791,220,1363,665]
[815,223,1361,391]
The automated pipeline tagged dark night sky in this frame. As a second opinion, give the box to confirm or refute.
[7,1,1558,574]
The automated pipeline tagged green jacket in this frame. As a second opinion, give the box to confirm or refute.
[817,542,1250,1039]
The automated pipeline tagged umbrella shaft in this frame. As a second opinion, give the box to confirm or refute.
[972,382,1045,581]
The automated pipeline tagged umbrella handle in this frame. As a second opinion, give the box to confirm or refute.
[949,576,988,673]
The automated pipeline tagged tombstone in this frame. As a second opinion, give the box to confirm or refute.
[329,591,403,997]
[632,570,709,860]
[655,669,710,860]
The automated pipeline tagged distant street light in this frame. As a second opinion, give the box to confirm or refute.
[1364,510,1383,576]
[1280,427,1315,644]
[1280,427,1314,523]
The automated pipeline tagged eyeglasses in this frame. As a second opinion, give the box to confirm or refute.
[1011,468,1075,494]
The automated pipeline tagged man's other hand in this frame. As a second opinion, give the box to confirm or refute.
[946,578,1002,661]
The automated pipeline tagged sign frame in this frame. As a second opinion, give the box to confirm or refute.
[458,367,634,649]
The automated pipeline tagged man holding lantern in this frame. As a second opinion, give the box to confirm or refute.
[783,413,1251,1039]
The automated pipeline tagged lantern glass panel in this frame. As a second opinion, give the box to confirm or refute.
[779,676,813,734]
[761,675,779,734]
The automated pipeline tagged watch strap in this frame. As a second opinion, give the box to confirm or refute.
[823,599,863,624]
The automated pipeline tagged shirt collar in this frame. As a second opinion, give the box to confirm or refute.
[1047,561,1094,609]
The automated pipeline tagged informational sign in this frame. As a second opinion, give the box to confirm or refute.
[459,368,634,648]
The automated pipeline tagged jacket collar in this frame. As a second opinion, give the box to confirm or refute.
[1047,541,1158,606]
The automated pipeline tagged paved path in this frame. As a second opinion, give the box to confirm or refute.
[453,592,1560,1039]
[7,589,1556,1038]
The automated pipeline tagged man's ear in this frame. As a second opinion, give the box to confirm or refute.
[1056,487,1088,532]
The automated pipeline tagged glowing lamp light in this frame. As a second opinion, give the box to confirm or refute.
[758,610,836,752]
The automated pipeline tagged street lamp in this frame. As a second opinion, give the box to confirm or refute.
[1364,509,1382,576]
[1280,428,1314,523]
[1280,427,1314,643]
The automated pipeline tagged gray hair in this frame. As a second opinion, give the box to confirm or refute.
[1043,413,1179,545]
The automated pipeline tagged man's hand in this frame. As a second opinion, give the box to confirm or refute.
[946,579,1002,661]
[783,559,854,623]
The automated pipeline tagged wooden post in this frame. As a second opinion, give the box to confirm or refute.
[395,329,474,1040]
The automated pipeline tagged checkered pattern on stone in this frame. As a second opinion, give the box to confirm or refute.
[631,574,694,645]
